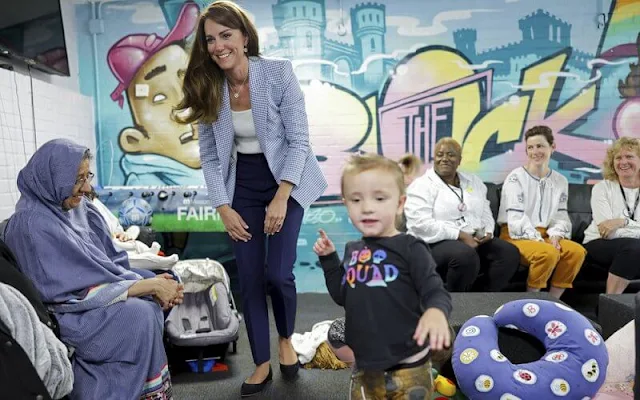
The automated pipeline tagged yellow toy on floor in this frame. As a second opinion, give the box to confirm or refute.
[435,374,456,396]
[431,368,458,398]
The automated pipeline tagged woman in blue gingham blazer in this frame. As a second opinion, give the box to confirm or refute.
[197,55,328,212]
[175,2,327,396]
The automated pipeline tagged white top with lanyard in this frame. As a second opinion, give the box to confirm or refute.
[405,168,495,243]
[620,183,640,219]
[583,179,640,243]
[497,166,571,241]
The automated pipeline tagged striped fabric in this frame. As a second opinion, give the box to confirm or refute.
[61,297,171,399]
[141,363,172,399]
[50,280,137,313]
[198,56,328,210]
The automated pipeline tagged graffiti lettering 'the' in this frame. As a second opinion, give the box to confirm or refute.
[376,47,598,171]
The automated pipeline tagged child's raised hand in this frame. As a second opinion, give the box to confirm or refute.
[313,229,336,256]
[413,308,451,351]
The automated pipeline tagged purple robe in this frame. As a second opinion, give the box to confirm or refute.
[5,139,172,400]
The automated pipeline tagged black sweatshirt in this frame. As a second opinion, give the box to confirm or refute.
[319,233,452,371]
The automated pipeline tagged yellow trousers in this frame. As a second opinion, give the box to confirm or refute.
[499,226,586,289]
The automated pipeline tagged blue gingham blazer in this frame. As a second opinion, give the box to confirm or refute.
[198,56,328,210]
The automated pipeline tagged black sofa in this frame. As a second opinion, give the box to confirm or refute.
[635,292,640,398]
[483,182,640,293]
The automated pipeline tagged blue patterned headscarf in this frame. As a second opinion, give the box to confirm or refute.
[5,139,141,312]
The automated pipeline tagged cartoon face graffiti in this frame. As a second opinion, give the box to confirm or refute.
[119,45,200,169]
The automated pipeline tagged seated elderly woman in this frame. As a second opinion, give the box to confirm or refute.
[404,138,520,292]
[583,137,640,294]
[4,139,183,400]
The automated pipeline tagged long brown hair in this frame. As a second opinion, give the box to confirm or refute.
[174,1,260,125]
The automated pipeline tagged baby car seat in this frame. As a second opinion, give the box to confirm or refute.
[165,282,240,348]
[165,259,240,372]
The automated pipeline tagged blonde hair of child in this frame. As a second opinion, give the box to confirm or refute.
[398,153,422,177]
[340,153,406,197]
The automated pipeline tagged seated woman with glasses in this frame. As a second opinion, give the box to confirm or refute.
[583,137,640,294]
[4,139,184,400]
[405,138,520,292]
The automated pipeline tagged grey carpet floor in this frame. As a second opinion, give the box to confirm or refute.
[171,293,352,400]
[170,292,600,400]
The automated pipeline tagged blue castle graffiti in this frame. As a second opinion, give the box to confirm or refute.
[454,9,594,78]
[265,0,394,95]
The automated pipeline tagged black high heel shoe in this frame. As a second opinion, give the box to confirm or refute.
[241,366,272,397]
[279,361,300,380]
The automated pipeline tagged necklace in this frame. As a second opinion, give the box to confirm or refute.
[437,172,466,212]
[228,66,248,99]
[619,183,640,220]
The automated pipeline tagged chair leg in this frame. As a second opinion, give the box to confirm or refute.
[197,349,204,373]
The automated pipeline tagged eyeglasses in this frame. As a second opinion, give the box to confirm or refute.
[75,172,95,187]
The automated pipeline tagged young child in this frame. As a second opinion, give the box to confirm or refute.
[314,153,452,399]
[397,153,423,232]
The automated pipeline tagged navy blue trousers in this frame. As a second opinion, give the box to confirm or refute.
[232,153,304,365]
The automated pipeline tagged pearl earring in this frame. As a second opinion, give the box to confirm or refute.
[244,46,248,53]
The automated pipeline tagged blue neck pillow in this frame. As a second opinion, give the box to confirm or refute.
[452,299,608,399]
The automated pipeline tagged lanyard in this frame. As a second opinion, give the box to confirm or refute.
[619,183,640,220]
[437,172,466,212]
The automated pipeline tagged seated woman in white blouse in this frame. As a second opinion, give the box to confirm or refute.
[497,125,586,299]
[583,137,640,294]
[405,138,520,292]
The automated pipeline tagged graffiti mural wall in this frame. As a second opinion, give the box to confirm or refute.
[75,0,640,292]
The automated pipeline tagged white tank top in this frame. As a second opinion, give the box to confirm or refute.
[231,109,262,154]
